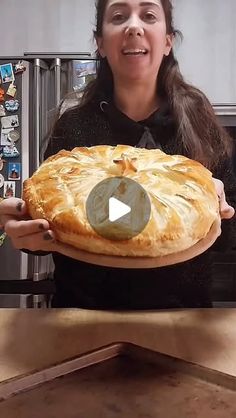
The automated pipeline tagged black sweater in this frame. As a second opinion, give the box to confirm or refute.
[43,99,236,309]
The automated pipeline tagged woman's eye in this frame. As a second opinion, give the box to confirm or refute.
[112,13,126,23]
[143,12,157,22]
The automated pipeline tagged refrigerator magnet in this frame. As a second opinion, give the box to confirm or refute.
[0,63,15,84]
[1,115,19,129]
[0,174,4,188]
[0,155,6,170]
[8,162,21,181]
[0,104,6,117]
[5,99,19,112]
[0,232,7,247]
[3,181,15,198]
[0,87,5,102]
[14,61,26,74]
[6,82,17,98]
[7,129,20,143]
[3,144,20,158]
[0,128,14,146]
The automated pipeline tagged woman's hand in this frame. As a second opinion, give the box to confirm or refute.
[0,198,56,252]
[213,178,235,219]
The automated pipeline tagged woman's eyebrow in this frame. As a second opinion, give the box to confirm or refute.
[139,1,161,7]
[108,1,161,9]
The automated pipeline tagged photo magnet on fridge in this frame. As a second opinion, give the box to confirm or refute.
[7,129,20,142]
[74,61,96,78]
[0,63,15,84]
[3,144,20,158]
[6,83,17,98]
[0,105,6,117]
[0,128,14,146]
[3,181,15,198]
[8,162,21,180]
[1,115,19,129]
[0,174,4,188]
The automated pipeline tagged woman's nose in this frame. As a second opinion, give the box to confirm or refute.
[125,17,144,37]
[125,26,144,37]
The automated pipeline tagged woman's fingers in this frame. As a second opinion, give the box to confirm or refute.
[0,197,56,252]
[0,198,27,218]
[218,192,235,219]
[212,178,235,220]
[217,186,235,220]
[2,216,50,238]
[11,230,56,252]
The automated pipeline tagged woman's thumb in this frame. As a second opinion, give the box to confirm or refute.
[0,198,27,217]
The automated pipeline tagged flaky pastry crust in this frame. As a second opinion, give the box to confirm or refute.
[23,145,220,257]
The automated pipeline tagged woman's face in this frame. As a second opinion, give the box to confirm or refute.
[97,0,173,83]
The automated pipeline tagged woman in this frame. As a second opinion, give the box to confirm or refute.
[0,0,235,308]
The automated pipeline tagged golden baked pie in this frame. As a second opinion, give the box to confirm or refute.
[23,145,220,257]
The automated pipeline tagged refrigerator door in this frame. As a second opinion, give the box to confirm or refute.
[0,59,30,307]
[0,56,97,307]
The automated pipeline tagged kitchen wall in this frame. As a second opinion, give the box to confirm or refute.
[173,0,236,104]
[1,0,235,105]
[0,0,96,56]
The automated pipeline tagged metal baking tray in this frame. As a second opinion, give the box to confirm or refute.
[0,342,236,417]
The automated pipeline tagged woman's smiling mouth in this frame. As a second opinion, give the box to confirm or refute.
[122,48,148,55]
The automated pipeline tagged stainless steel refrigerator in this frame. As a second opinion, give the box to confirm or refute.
[0,54,97,307]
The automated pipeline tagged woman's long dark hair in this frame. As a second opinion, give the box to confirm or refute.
[79,0,232,170]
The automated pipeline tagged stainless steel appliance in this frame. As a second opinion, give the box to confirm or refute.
[0,54,97,307]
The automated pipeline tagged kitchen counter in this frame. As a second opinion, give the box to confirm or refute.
[0,309,236,383]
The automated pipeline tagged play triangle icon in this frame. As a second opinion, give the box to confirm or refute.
[109,197,131,223]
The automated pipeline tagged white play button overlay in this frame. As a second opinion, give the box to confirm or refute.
[109,197,131,222]
[86,177,151,241]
